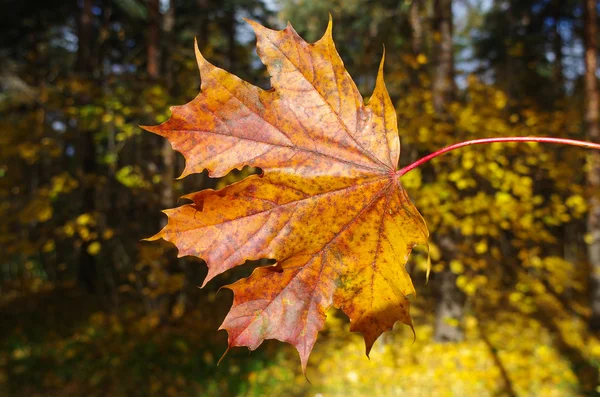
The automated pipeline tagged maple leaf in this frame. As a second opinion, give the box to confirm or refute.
[144,18,429,371]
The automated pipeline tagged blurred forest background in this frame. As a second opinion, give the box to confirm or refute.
[1,0,600,396]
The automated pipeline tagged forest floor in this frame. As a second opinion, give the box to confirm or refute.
[1,281,599,397]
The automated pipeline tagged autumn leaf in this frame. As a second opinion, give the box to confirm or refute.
[143,18,429,371]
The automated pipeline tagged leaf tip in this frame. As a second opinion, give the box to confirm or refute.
[179,191,198,202]
[244,18,266,36]
[142,229,164,242]
[378,46,386,72]
[200,276,211,289]
[324,13,333,41]
[374,49,387,90]
[363,336,376,359]
[175,164,193,180]
[194,38,209,71]
[294,344,311,376]
[409,321,416,343]
[303,370,312,383]
[217,346,231,366]
[424,243,431,285]
[139,124,161,136]
[202,267,225,288]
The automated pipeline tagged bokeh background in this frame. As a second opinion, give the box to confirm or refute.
[2,0,600,396]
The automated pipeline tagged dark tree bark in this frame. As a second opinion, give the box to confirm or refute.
[147,0,160,80]
[552,0,564,94]
[146,0,173,220]
[584,0,600,331]
[76,0,94,74]
[76,0,98,293]
[163,0,175,94]
[431,0,454,113]
[410,0,423,55]
[196,0,211,50]
[146,0,183,323]
[225,6,237,72]
[161,0,175,223]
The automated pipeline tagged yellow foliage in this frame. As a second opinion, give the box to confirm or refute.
[246,309,583,396]
[42,239,55,253]
[76,213,94,226]
[49,172,78,198]
[102,229,114,240]
[87,241,102,256]
[475,240,488,254]
[19,194,53,223]
[450,260,464,274]
[115,166,151,189]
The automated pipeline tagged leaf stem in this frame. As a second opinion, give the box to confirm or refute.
[397,137,600,177]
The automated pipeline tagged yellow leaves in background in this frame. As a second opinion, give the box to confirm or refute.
[585,233,595,245]
[115,123,139,143]
[565,194,588,217]
[17,138,62,165]
[17,143,41,164]
[87,242,102,256]
[493,91,507,109]
[49,172,78,198]
[521,253,582,292]
[66,213,100,243]
[76,213,94,226]
[394,76,590,347]
[134,244,186,302]
[456,275,488,296]
[20,196,53,224]
[475,240,488,254]
[42,240,55,253]
[101,113,125,127]
[54,212,114,258]
[19,172,79,225]
[399,77,588,280]
[450,260,464,274]
[115,166,151,189]
[245,309,583,397]
[400,167,422,190]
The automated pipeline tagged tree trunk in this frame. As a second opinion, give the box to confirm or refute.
[226,7,236,72]
[552,0,564,95]
[196,0,211,50]
[584,0,600,331]
[163,0,175,94]
[161,0,175,218]
[147,0,160,80]
[76,0,94,74]
[434,237,465,342]
[435,270,465,341]
[410,0,423,55]
[431,0,454,113]
[147,0,172,219]
[431,0,464,342]
[76,0,98,293]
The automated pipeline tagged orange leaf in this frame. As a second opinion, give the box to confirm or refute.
[144,18,429,371]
